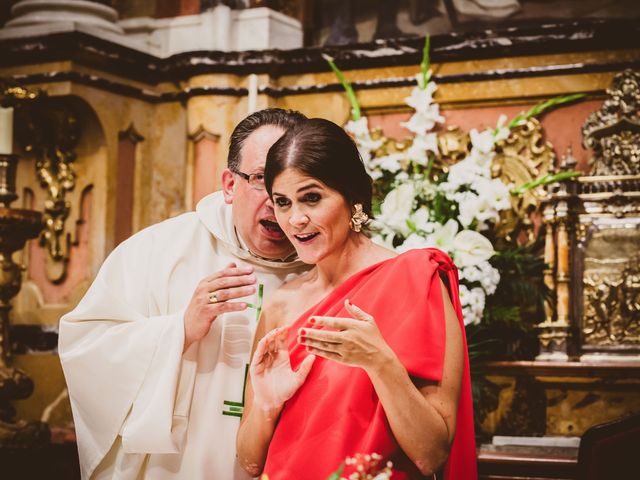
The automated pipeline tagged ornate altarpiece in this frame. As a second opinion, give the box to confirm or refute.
[539,69,640,361]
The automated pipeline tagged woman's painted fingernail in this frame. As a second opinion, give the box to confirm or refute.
[299,328,306,336]
[309,317,315,324]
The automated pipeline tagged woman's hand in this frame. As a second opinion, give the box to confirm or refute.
[297,299,395,373]
[250,326,315,412]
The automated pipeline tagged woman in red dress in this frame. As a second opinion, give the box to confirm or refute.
[236,118,477,480]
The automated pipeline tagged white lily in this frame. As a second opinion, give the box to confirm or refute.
[410,206,435,233]
[452,230,495,267]
[379,183,416,235]
[424,219,459,251]
[470,128,496,154]
[397,233,432,253]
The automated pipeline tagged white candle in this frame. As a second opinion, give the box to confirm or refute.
[0,107,13,155]
[247,74,258,115]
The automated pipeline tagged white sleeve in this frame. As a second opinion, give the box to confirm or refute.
[58,229,198,477]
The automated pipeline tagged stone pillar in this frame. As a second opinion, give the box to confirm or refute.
[5,0,124,34]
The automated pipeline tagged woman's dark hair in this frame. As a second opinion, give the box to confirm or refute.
[265,118,373,216]
[228,108,307,171]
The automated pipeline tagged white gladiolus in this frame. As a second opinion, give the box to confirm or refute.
[479,262,501,295]
[452,230,495,267]
[404,82,438,112]
[494,114,510,142]
[345,116,371,138]
[457,192,480,227]
[459,284,485,326]
[407,133,438,165]
[460,265,482,282]
[346,116,384,170]
[470,128,495,154]
[401,106,445,136]
[378,153,404,173]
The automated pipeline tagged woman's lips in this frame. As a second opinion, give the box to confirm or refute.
[294,232,320,244]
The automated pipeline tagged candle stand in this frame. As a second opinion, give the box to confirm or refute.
[0,153,49,446]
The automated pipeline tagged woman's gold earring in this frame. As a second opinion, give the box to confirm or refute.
[349,204,369,233]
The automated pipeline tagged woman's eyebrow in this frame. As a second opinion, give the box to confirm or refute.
[272,182,322,197]
[297,182,322,193]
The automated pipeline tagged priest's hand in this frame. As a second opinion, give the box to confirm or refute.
[297,299,396,374]
[250,326,315,413]
[183,262,257,352]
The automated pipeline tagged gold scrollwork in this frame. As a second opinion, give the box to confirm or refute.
[492,118,556,244]
[6,87,81,283]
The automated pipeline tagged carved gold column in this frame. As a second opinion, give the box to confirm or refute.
[542,203,556,325]
[537,198,573,360]
[536,148,579,361]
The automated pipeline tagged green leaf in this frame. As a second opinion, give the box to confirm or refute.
[507,93,586,129]
[510,171,581,196]
[406,218,417,232]
[323,53,361,121]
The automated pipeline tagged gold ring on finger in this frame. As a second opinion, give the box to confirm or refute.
[208,291,221,304]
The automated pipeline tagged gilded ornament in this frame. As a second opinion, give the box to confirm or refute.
[582,69,640,176]
[13,95,80,283]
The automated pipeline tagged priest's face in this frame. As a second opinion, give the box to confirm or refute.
[271,168,353,265]
[222,125,295,260]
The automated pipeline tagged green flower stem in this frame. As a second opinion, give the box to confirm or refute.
[255,283,264,322]
[507,93,586,129]
[420,35,431,89]
[322,53,361,121]
[424,153,435,180]
[510,171,581,196]
[327,463,345,480]
[246,283,265,322]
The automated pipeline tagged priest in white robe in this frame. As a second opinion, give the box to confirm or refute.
[59,109,308,479]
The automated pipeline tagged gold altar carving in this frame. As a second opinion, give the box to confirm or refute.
[437,126,470,166]
[538,69,640,361]
[492,118,556,244]
[12,93,81,284]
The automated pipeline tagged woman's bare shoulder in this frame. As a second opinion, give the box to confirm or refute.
[260,269,315,330]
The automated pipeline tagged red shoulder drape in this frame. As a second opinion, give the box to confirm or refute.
[263,248,477,480]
